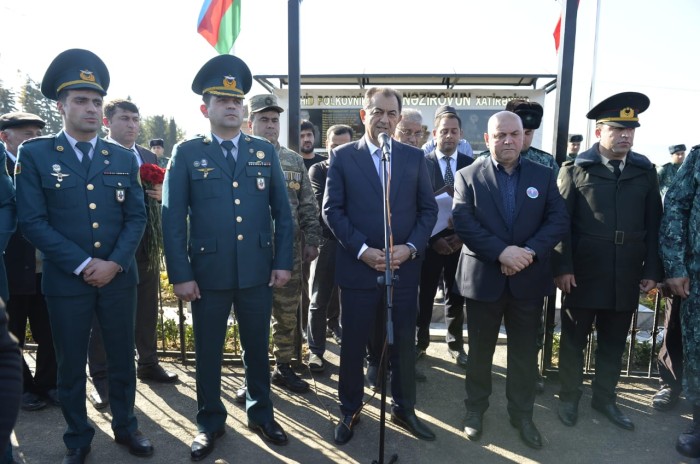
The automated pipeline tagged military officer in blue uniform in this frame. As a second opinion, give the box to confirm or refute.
[14,49,150,464]
[161,54,294,461]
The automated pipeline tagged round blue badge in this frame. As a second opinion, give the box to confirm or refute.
[526,187,539,199]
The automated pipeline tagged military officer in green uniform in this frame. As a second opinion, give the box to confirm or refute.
[236,94,321,397]
[658,143,686,197]
[567,134,583,162]
[660,143,700,458]
[161,55,294,461]
[14,49,150,464]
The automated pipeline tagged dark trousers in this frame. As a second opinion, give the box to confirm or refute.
[559,307,634,404]
[6,274,57,394]
[339,285,417,416]
[307,238,340,356]
[0,304,21,456]
[88,259,160,378]
[464,293,542,420]
[192,285,273,432]
[417,248,464,351]
[657,296,683,390]
[47,286,138,449]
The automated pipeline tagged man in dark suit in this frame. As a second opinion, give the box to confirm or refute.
[453,111,568,449]
[0,112,59,412]
[14,49,151,464]
[323,87,438,445]
[162,54,294,460]
[418,105,473,369]
[87,99,178,409]
[553,92,662,432]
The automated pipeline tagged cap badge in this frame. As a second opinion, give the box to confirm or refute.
[222,75,238,89]
[80,69,96,82]
[620,107,634,118]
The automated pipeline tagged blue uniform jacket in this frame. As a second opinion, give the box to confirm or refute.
[14,132,146,296]
[162,134,293,290]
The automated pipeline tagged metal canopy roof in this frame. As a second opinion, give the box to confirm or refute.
[254,73,558,93]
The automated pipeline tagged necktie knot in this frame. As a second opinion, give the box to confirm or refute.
[221,140,235,153]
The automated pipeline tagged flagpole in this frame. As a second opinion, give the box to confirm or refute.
[586,0,602,146]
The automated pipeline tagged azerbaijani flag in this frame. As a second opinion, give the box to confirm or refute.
[197,0,241,54]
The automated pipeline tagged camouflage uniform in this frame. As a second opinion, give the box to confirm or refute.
[271,145,322,363]
[156,156,170,169]
[660,144,700,404]
[657,162,682,198]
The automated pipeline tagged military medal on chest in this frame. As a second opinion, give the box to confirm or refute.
[50,164,70,183]
[257,177,266,190]
[196,158,214,178]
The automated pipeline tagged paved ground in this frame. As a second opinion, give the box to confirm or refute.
[10,338,698,464]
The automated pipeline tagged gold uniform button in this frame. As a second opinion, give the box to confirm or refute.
[94,242,101,248]
[234,199,240,205]
[89,203,97,210]
[87,184,94,190]
[236,216,242,223]
[232,181,239,188]
[237,234,244,241]
[92,222,99,229]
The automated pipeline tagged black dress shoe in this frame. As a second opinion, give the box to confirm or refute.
[366,364,380,391]
[391,410,436,441]
[115,430,154,457]
[334,414,360,445]
[271,363,309,393]
[677,422,700,458]
[21,392,47,411]
[137,364,179,383]
[191,429,225,461]
[591,401,634,431]
[89,380,109,410]
[463,411,483,441]
[652,385,680,411]
[62,446,90,464]
[448,348,468,370]
[510,418,543,449]
[248,419,288,445]
[558,400,578,427]
[235,385,247,404]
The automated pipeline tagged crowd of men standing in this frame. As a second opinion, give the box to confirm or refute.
[0,46,700,464]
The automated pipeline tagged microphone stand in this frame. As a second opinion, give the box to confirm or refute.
[372,144,399,464]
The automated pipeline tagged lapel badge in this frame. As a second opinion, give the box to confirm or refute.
[245,136,251,142]
[115,188,126,202]
[197,168,214,178]
[256,151,265,160]
[526,187,539,199]
[201,159,208,167]
[193,160,201,168]
[203,136,212,144]
[52,164,61,173]
[102,149,109,156]
[249,148,254,153]
[257,177,266,190]
[56,145,64,152]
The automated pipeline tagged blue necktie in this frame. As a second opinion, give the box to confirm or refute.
[221,140,236,174]
[76,142,92,172]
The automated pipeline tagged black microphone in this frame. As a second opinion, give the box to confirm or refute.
[378,132,391,160]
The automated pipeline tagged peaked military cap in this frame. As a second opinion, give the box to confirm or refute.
[0,112,46,130]
[41,49,110,101]
[248,94,284,114]
[669,144,686,154]
[505,99,543,129]
[586,92,650,128]
[568,134,583,143]
[192,54,252,98]
[149,138,164,148]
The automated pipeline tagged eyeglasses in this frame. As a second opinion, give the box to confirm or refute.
[397,128,424,139]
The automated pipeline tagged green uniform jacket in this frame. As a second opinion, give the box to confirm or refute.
[277,145,321,246]
[162,134,293,289]
[0,143,16,302]
[14,132,146,296]
[657,162,681,198]
[553,143,663,311]
[660,144,700,278]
